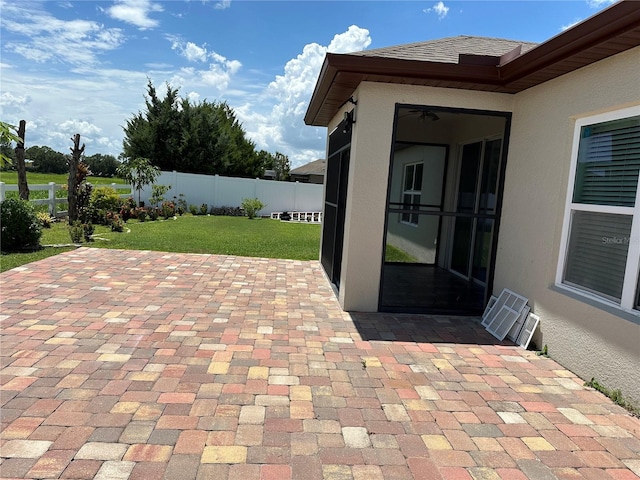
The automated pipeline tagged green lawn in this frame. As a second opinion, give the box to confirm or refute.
[0,171,127,186]
[1,215,321,272]
[385,244,418,263]
[0,247,76,272]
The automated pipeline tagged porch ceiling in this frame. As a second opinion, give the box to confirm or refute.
[305,0,640,127]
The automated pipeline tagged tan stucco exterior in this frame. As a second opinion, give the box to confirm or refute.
[325,47,640,403]
[494,46,640,403]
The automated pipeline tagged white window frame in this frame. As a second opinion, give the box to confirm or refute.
[556,105,640,314]
[401,162,423,226]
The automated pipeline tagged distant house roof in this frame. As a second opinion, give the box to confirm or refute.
[290,159,326,176]
[305,1,640,126]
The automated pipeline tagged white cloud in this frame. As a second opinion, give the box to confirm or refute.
[145,62,174,70]
[0,60,148,157]
[424,1,449,20]
[58,120,102,136]
[187,91,201,103]
[561,18,582,31]
[170,39,210,63]
[586,0,616,7]
[215,0,232,10]
[0,4,125,66]
[168,38,243,93]
[108,0,163,29]
[183,42,209,63]
[238,25,372,167]
[0,92,31,109]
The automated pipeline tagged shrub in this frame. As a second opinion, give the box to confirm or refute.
[189,204,198,216]
[68,221,83,243]
[161,201,175,219]
[120,197,137,222]
[136,207,147,222]
[241,198,265,220]
[199,203,208,215]
[89,186,121,225]
[150,184,171,208]
[210,206,243,217]
[0,198,42,252]
[148,207,159,221]
[83,222,94,242]
[106,212,124,232]
[174,194,187,216]
[37,212,54,228]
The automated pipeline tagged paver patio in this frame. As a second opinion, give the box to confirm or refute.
[1,247,639,480]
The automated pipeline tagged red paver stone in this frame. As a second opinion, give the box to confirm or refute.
[2,249,640,480]
[260,464,292,480]
[407,457,442,480]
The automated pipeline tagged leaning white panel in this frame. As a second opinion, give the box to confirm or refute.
[481,295,498,327]
[517,312,540,349]
[484,288,529,341]
[507,305,530,342]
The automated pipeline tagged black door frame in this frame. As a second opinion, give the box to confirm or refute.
[379,104,512,313]
[321,116,352,288]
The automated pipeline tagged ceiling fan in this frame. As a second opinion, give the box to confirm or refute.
[400,109,440,122]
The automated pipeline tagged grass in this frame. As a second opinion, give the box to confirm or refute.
[0,247,76,272]
[0,171,127,186]
[584,377,640,418]
[385,244,418,263]
[1,215,321,272]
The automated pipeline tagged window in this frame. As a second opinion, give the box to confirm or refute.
[401,162,423,225]
[558,107,640,312]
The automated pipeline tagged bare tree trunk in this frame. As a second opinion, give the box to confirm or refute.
[67,133,85,224]
[15,120,29,200]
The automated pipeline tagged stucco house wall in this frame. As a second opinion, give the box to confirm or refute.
[494,46,640,402]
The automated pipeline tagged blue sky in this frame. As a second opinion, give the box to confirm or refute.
[0,0,617,168]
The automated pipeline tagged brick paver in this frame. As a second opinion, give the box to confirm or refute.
[1,248,639,479]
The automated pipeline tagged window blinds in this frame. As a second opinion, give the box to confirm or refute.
[564,211,632,301]
[573,117,640,207]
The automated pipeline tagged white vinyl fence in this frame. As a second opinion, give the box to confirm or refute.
[139,171,323,215]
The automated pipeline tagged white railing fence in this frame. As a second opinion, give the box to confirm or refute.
[0,182,130,217]
[139,171,323,215]
[1,172,324,218]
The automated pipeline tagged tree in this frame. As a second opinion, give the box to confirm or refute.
[0,121,22,168]
[270,152,291,181]
[27,145,67,174]
[122,80,267,178]
[116,156,160,206]
[0,142,16,170]
[85,153,119,177]
[15,120,29,200]
[67,134,87,224]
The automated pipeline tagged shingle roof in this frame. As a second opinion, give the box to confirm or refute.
[351,36,538,64]
[290,159,326,176]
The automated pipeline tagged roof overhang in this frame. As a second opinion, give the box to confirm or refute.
[305,1,640,126]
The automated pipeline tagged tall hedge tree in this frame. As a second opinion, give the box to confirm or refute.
[122,81,268,178]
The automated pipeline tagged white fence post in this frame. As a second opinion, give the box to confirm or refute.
[0,182,5,202]
[48,182,56,216]
[213,174,219,207]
